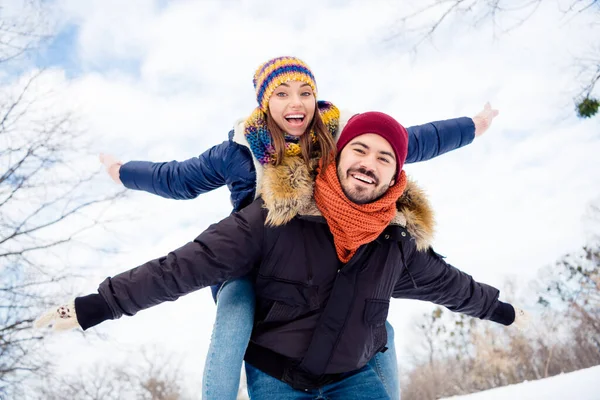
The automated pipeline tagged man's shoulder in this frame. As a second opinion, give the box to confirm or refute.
[237,197,268,221]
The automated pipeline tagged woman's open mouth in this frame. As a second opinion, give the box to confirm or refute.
[284,114,305,126]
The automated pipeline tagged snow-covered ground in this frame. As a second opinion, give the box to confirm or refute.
[441,365,600,400]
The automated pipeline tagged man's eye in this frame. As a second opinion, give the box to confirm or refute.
[354,149,365,154]
[379,157,390,163]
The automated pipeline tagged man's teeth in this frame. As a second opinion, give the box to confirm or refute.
[352,174,374,184]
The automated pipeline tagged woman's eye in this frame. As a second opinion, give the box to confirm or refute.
[301,91,313,96]
[276,92,287,97]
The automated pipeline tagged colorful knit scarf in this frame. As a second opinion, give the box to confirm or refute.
[314,158,408,263]
[244,101,340,165]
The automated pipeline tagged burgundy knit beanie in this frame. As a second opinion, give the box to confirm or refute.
[337,112,409,181]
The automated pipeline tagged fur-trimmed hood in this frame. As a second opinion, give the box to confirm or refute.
[257,156,435,251]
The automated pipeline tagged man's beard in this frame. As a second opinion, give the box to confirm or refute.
[338,166,391,204]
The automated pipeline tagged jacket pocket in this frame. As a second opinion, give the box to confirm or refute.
[255,274,319,323]
[364,299,390,328]
[363,299,390,360]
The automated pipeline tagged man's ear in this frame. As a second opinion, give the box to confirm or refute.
[389,179,396,187]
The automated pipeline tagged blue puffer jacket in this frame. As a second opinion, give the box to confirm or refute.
[120,114,475,212]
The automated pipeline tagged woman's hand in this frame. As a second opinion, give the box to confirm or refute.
[99,153,123,185]
[473,102,500,137]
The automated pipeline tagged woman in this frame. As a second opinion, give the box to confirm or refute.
[96,56,498,399]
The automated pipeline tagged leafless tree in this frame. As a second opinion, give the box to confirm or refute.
[0,1,125,396]
[31,348,191,400]
[388,0,600,118]
[402,217,599,400]
[0,0,52,64]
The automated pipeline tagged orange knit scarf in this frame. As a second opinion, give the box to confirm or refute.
[314,159,407,263]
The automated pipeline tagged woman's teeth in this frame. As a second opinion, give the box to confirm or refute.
[285,114,304,122]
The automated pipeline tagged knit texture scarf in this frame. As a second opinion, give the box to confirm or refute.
[244,101,339,165]
[314,159,408,263]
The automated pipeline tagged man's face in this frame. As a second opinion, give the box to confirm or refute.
[337,133,397,204]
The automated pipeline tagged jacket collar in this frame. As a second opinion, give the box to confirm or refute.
[257,154,435,251]
[295,179,434,251]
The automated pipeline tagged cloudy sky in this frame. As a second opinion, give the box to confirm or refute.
[7,0,599,391]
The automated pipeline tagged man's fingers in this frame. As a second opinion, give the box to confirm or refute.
[513,307,531,331]
[35,301,81,331]
[53,317,80,331]
[34,309,58,329]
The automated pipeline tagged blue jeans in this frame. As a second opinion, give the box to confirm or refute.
[368,321,400,400]
[202,277,400,399]
[245,362,390,400]
[202,277,255,400]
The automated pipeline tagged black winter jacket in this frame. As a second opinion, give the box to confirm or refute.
[75,165,513,381]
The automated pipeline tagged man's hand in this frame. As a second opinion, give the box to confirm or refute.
[34,300,81,332]
[512,306,531,331]
[472,102,499,137]
[99,153,123,185]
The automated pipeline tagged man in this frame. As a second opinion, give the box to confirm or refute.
[36,112,525,399]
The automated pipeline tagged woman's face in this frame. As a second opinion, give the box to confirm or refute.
[267,81,316,136]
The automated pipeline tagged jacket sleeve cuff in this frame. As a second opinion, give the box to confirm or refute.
[489,301,515,326]
[74,293,113,330]
[119,161,152,190]
[454,116,475,149]
[429,116,476,158]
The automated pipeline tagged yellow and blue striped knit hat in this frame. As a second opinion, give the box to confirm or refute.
[253,56,317,111]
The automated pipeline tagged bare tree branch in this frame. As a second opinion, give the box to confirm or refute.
[386,0,600,118]
[0,70,44,132]
[0,1,51,64]
[0,6,130,393]
[0,186,121,248]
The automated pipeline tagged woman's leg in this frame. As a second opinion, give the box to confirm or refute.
[368,321,400,400]
[202,277,255,400]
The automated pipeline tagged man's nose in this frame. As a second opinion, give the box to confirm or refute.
[359,156,378,172]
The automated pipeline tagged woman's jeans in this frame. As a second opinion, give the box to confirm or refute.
[202,278,255,399]
[201,277,400,400]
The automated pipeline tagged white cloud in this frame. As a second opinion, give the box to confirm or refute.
[8,0,599,392]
